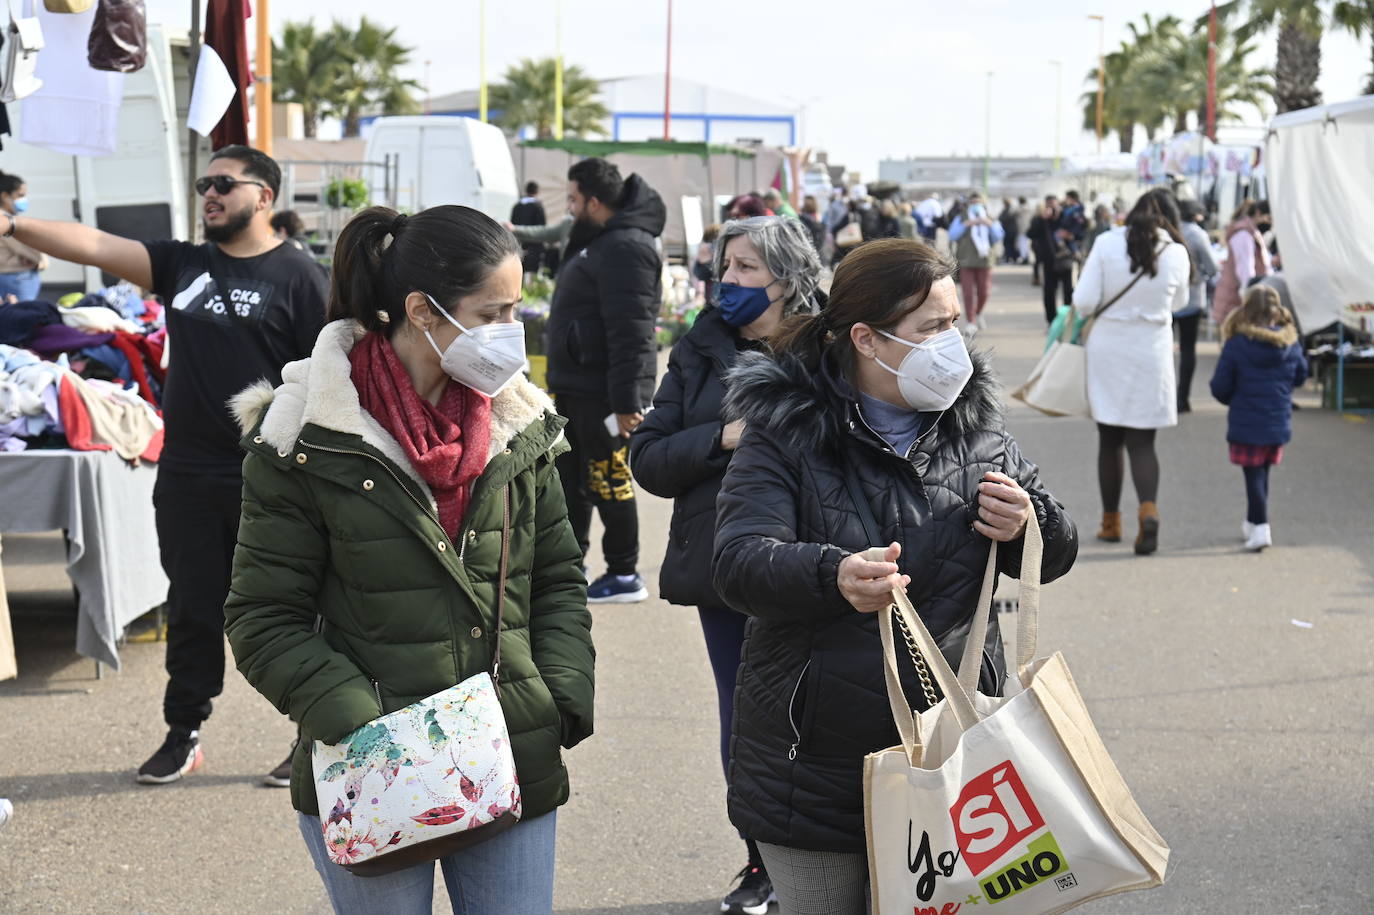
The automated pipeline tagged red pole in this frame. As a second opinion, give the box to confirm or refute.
[663,0,673,140]
[1206,1,1218,141]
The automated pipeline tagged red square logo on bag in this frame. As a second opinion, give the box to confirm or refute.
[950,761,1045,877]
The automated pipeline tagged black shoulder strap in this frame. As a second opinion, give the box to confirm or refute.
[842,459,884,548]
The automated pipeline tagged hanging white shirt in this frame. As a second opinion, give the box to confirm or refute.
[17,3,124,157]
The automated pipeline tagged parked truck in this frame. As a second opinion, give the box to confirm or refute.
[364,116,519,220]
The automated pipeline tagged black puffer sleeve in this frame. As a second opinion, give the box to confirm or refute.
[995,432,1078,583]
[712,429,853,621]
[629,342,729,498]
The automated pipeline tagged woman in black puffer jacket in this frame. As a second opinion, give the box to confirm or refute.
[630,215,822,914]
[712,239,1078,914]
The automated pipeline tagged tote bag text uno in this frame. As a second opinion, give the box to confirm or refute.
[901,760,1078,913]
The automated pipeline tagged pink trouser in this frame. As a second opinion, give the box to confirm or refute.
[960,267,992,321]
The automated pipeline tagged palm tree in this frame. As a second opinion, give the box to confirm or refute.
[331,17,422,138]
[489,58,609,139]
[273,20,343,138]
[1332,0,1374,94]
[1080,15,1177,152]
[1218,0,1327,113]
[1081,51,1156,152]
[1133,17,1274,134]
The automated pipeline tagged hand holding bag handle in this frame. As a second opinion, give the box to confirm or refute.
[953,510,1044,693]
[843,460,1043,704]
[878,517,1046,761]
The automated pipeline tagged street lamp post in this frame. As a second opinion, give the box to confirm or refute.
[1088,14,1105,154]
[983,71,993,196]
[554,0,564,139]
[478,0,488,123]
[254,0,271,155]
[1050,59,1062,172]
[663,0,673,141]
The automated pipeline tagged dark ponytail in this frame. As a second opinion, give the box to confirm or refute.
[770,310,831,370]
[327,205,521,335]
[1125,189,1186,279]
[0,171,23,196]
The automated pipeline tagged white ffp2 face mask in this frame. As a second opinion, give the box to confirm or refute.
[873,326,974,411]
[422,293,527,397]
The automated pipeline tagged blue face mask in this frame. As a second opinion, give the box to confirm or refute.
[715,282,777,328]
[12,199,28,214]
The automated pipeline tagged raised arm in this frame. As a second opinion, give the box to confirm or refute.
[510,217,572,245]
[10,215,153,290]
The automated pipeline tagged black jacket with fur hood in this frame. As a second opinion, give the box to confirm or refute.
[711,346,1077,852]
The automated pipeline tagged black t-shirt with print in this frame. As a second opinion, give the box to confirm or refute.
[144,239,328,475]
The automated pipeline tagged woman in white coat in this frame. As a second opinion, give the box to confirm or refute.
[1073,189,1190,555]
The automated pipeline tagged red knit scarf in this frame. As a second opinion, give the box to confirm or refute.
[349,333,492,538]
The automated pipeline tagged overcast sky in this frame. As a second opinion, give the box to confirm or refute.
[146,0,1368,178]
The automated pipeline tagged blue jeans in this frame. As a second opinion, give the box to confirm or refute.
[0,269,40,301]
[298,810,557,914]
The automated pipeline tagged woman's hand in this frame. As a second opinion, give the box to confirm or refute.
[837,542,910,614]
[719,420,746,451]
[973,471,1032,542]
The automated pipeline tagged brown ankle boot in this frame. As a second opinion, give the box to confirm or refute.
[1096,511,1122,542]
[1135,502,1160,555]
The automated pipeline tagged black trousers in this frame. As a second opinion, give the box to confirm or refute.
[554,394,639,575]
[153,469,244,731]
[1042,267,1074,323]
[1174,312,1200,408]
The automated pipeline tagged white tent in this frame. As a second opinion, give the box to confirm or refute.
[1265,96,1374,332]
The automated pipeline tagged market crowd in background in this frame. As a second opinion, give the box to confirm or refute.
[0,140,1332,914]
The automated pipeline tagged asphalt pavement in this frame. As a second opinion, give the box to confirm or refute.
[1,264,1371,913]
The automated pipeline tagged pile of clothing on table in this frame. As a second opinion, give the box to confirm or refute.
[0,284,165,461]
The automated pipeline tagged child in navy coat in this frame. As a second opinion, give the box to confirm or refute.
[1210,285,1307,550]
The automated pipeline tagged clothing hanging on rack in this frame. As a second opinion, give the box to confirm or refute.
[15,1,122,156]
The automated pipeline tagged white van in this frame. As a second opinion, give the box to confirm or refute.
[1,24,186,293]
[364,116,519,220]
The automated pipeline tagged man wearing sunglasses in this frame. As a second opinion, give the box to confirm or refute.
[6,144,327,789]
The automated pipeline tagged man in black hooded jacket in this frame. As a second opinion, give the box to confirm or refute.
[546,157,666,603]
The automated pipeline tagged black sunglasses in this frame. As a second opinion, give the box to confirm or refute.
[195,175,267,196]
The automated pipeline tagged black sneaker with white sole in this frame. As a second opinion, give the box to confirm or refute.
[721,863,775,914]
[136,728,203,785]
[263,739,297,788]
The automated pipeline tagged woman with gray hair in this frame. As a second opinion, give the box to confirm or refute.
[630,215,821,915]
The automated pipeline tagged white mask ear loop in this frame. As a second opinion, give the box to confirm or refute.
[421,291,467,358]
[872,328,914,377]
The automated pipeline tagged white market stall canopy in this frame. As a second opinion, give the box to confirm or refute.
[1266,96,1374,331]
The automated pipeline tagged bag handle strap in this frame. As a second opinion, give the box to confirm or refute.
[842,455,1043,692]
[953,515,1044,690]
[844,459,1049,755]
[492,484,511,689]
[1081,241,1167,335]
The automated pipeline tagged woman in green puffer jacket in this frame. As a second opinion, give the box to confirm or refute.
[224,205,594,914]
